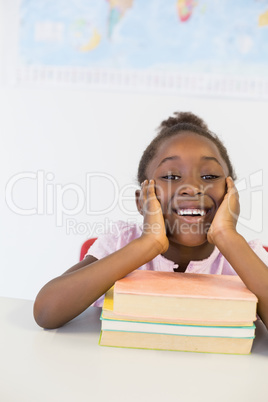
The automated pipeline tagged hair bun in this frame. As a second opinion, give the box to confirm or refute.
[159,111,209,131]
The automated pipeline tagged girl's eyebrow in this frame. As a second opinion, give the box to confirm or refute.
[201,156,222,166]
[157,155,222,168]
[157,156,180,167]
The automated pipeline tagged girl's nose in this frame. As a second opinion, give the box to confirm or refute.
[178,182,203,197]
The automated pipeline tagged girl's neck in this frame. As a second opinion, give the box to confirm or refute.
[162,241,215,272]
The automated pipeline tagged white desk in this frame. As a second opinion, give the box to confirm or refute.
[1,297,268,402]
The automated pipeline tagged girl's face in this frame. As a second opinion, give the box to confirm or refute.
[145,132,229,247]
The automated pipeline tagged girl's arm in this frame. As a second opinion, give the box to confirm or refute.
[208,177,268,330]
[34,180,168,329]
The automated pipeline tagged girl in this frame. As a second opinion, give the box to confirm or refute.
[34,112,268,330]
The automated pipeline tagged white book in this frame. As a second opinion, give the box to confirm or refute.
[100,315,255,338]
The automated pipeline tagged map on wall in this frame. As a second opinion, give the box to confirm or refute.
[12,0,268,99]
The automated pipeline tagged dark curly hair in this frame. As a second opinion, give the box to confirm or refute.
[137,111,236,184]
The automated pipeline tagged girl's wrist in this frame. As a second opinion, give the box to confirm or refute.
[139,234,169,257]
[212,228,241,250]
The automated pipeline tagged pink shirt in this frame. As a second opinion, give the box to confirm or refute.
[85,220,268,307]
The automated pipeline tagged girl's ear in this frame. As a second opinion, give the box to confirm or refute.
[135,189,143,216]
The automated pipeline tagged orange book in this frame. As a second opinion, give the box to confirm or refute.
[113,271,258,324]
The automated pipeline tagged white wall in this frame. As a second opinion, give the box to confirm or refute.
[1,4,267,301]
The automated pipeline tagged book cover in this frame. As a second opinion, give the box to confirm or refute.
[103,286,254,327]
[113,271,258,323]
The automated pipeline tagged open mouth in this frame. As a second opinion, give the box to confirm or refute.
[176,208,207,217]
[176,208,207,216]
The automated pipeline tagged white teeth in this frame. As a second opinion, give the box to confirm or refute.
[177,209,206,216]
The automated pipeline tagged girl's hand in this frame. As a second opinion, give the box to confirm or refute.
[207,177,240,245]
[138,180,169,254]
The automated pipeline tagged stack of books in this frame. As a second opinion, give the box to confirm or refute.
[99,270,258,354]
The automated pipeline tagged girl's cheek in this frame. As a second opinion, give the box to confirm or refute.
[154,181,163,199]
[154,182,167,208]
[223,178,228,196]
[217,183,227,205]
[224,178,228,195]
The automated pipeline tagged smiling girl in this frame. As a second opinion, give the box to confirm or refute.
[34,112,268,330]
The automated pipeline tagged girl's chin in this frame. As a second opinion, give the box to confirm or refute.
[165,219,211,247]
[168,233,209,247]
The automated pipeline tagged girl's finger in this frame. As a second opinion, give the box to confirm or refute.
[139,180,150,213]
[147,179,156,197]
[226,176,234,190]
[226,176,239,199]
[141,179,148,199]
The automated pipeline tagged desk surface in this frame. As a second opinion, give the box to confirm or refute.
[1,296,268,402]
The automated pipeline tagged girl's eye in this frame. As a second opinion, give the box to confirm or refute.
[162,175,181,180]
[201,175,220,180]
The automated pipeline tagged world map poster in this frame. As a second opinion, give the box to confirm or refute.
[11,0,268,99]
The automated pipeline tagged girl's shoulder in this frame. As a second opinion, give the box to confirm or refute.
[248,238,267,249]
[85,220,142,259]
[248,239,268,264]
[102,220,142,239]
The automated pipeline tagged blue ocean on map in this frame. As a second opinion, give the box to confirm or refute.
[19,0,268,75]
